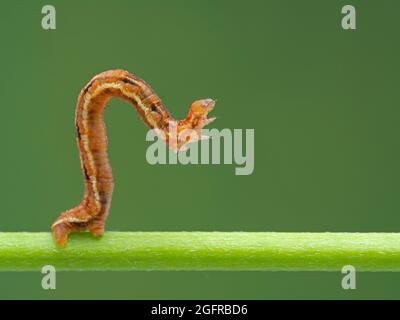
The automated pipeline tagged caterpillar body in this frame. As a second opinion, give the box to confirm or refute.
[52,69,216,246]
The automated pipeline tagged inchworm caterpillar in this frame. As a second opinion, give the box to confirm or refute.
[52,70,216,246]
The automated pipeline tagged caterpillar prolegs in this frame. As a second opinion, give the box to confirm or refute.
[52,70,216,246]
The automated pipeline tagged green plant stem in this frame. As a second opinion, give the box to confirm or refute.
[1,232,400,271]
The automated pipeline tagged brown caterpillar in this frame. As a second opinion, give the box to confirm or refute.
[52,70,215,246]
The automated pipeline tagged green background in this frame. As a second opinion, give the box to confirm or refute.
[0,0,399,299]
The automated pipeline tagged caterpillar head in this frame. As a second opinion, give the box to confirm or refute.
[152,98,216,152]
[189,99,216,120]
[176,98,216,151]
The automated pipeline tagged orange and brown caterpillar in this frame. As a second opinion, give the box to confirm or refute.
[52,69,216,246]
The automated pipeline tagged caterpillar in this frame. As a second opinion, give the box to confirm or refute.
[52,69,216,246]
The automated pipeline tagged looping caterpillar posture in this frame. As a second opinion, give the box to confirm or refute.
[52,70,216,246]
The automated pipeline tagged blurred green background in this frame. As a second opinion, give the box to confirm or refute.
[0,0,399,299]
